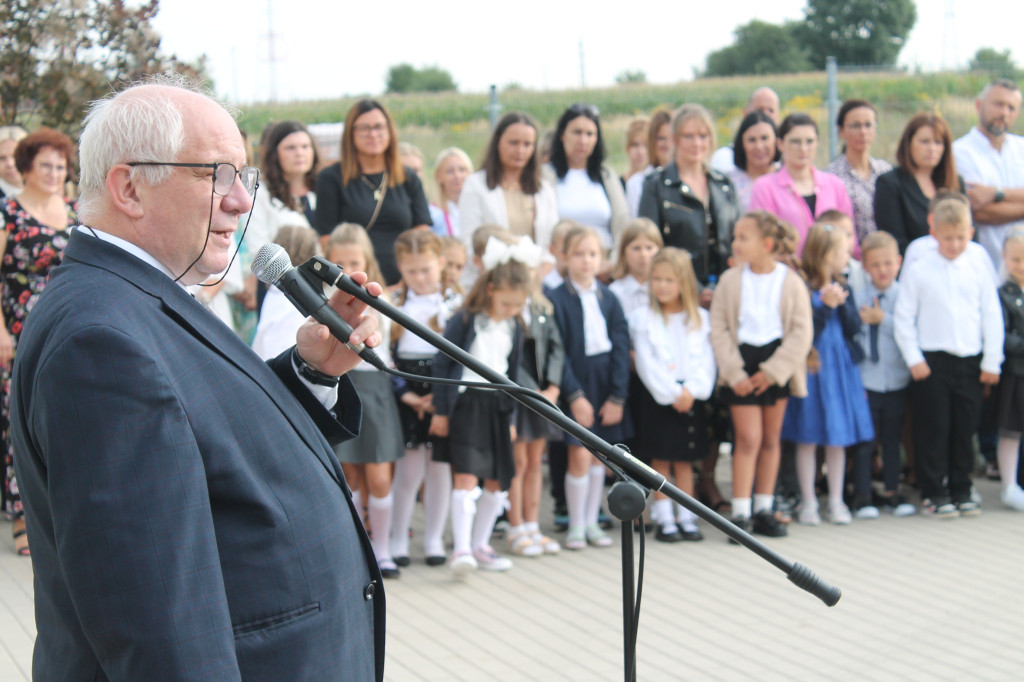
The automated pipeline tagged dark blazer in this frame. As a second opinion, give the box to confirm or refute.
[873,168,965,254]
[521,302,565,393]
[432,310,524,416]
[638,162,741,284]
[10,231,385,681]
[548,280,631,405]
[999,280,1024,376]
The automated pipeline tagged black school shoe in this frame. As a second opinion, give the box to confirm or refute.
[655,523,683,543]
[751,509,788,537]
[680,527,704,542]
[425,555,447,567]
[727,516,751,545]
[393,555,411,567]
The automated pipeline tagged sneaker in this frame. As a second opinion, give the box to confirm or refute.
[585,523,613,547]
[922,497,958,519]
[882,493,916,517]
[955,500,981,517]
[828,501,853,525]
[449,551,477,578]
[797,502,821,526]
[853,503,880,520]
[727,516,751,545]
[473,546,513,572]
[970,486,983,504]
[1001,484,1024,511]
[655,523,683,543]
[751,509,788,537]
[564,526,586,550]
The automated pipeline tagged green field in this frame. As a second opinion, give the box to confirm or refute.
[239,70,993,203]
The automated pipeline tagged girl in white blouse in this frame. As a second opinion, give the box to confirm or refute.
[628,248,715,542]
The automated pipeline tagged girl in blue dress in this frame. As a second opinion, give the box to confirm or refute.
[782,216,874,526]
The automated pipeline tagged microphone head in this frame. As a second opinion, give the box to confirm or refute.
[252,243,292,285]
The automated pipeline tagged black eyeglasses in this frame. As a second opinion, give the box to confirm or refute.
[127,162,260,196]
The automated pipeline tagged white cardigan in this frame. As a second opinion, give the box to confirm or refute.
[457,170,559,284]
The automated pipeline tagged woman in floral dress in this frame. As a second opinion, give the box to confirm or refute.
[0,127,76,556]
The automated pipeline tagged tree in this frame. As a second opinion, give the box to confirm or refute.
[969,48,1019,79]
[385,64,457,94]
[702,20,813,77]
[794,0,917,68]
[0,0,206,135]
[615,70,647,85]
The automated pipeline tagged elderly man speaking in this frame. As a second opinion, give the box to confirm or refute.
[10,77,386,681]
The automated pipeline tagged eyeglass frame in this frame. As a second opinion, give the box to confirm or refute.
[126,161,260,196]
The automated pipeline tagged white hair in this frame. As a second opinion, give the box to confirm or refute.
[0,126,28,144]
[76,73,229,222]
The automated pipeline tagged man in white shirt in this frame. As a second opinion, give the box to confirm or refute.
[952,78,1024,265]
[710,87,780,174]
[894,196,1003,519]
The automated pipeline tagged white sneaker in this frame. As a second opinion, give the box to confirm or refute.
[473,546,513,572]
[1001,484,1024,512]
[449,551,477,578]
[798,502,821,526]
[828,501,853,525]
[854,504,880,520]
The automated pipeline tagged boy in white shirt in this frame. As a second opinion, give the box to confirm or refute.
[894,194,1004,518]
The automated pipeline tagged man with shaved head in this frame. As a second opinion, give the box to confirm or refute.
[11,76,386,681]
[711,86,781,174]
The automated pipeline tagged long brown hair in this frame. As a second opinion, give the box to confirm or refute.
[481,112,541,194]
[340,99,405,187]
[800,223,847,290]
[895,113,958,191]
[463,259,532,318]
[261,120,318,212]
[611,217,663,280]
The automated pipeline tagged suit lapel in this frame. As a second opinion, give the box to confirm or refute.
[63,231,343,484]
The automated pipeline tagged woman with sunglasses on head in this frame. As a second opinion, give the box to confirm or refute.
[823,100,892,244]
[458,112,558,286]
[543,104,629,256]
[315,99,431,285]
[0,127,77,557]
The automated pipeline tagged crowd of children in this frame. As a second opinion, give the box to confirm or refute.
[251,185,1023,582]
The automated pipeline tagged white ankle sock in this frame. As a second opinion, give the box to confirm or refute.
[524,521,540,534]
[472,489,506,550]
[753,494,774,514]
[390,447,428,557]
[367,493,393,561]
[584,465,606,526]
[450,488,478,555]
[675,503,696,530]
[653,499,674,528]
[732,497,752,518]
[565,473,588,530]
[422,461,452,555]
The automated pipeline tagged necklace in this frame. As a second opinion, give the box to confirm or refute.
[361,170,389,202]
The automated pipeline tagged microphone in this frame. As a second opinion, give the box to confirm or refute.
[251,243,386,371]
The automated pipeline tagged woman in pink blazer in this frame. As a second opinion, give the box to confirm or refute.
[749,113,857,256]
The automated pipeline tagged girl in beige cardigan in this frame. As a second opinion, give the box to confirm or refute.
[710,212,813,539]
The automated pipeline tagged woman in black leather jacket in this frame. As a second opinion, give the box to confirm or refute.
[638,104,741,287]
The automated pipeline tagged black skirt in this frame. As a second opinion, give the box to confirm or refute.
[449,389,516,490]
[395,355,448,461]
[720,340,790,407]
[997,373,1024,436]
[562,351,633,447]
[632,380,709,463]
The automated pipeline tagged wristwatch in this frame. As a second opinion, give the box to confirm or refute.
[292,347,341,387]
[995,188,1006,203]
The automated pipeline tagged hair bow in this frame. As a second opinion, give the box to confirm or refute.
[481,235,543,270]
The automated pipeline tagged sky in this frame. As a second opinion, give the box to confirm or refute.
[151,0,1013,104]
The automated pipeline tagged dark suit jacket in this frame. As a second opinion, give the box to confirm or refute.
[11,231,385,681]
[873,168,965,254]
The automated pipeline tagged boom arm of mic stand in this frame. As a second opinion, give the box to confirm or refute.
[310,257,841,607]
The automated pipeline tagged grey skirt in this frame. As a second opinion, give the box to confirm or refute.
[334,370,403,464]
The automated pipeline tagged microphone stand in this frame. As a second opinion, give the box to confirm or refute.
[304,256,841,682]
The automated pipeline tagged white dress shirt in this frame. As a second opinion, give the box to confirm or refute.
[459,315,514,391]
[609,274,650,318]
[952,126,1024,265]
[571,278,613,356]
[628,306,716,404]
[396,289,449,357]
[894,248,1005,374]
[737,263,786,346]
[902,234,1000,286]
[625,165,655,219]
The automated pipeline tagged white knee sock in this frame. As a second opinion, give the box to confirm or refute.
[796,443,819,508]
[584,465,606,526]
[565,473,588,530]
[825,446,846,505]
[422,461,452,555]
[450,487,479,555]
[998,437,1021,491]
[367,493,393,562]
[390,447,428,557]
[472,489,507,551]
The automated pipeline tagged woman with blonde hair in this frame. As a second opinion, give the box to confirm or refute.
[0,126,28,198]
[314,99,431,284]
[430,147,473,237]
